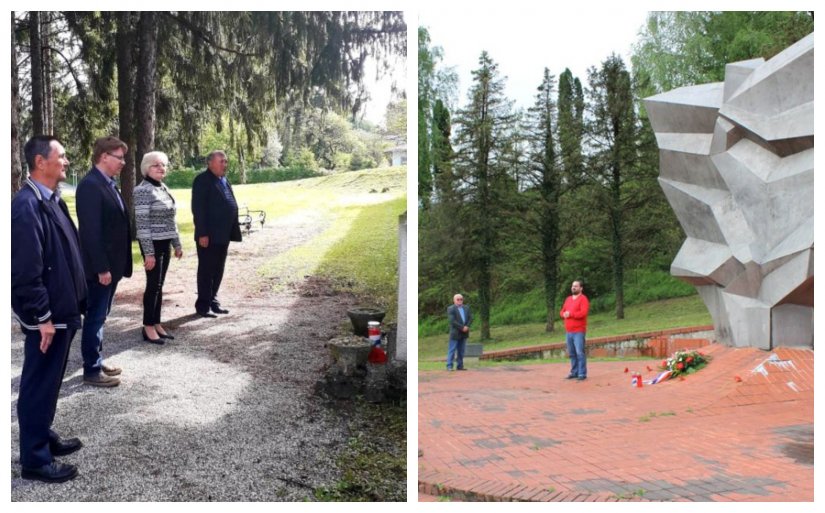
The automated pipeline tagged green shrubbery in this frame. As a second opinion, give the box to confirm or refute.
[417,267,697,337]
[163,165,323,189]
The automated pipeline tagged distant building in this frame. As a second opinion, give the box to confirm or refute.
[384,140,407,167]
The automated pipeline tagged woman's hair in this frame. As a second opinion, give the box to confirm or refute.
[140,151,169,177]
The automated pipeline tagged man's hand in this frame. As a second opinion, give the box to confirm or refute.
[39,320,56,354]
[144,255,156,271]
[462,326,469,333]
[175,247,183,259]
[198,236,209,248]
[98,271,112,286]
[563,311,570,319]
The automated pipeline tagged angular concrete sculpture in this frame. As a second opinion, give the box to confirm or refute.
[644,33,813,350]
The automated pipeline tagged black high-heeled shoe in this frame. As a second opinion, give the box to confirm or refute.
[142,328,165,345]
[157,330,175,340]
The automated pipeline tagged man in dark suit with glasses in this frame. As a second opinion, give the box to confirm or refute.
[76,136,133,387]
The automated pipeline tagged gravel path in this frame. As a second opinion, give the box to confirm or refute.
[10,209,371,501]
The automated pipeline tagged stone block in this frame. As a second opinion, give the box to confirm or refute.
[646,34,814,350]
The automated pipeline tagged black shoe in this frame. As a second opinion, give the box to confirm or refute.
[210,305,229,314]
[577,376,587,381]
[50,437,83,457]
[456,367,467,371]
[157,331,175,340]
[565,374,578,379]
[196,311,217,318]
[141,328,165,345]
[21,461,78,483]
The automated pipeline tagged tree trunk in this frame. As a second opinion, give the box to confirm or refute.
[42,12,53,135]
[479,263,492,341]
[478,155,493,341]
[136,11,158,171]
[133,10,158,230]
[542,218,559,333]
[11,11,22,195]
[117,12,138,228]
[238,145,247,184]
[29,11,44,136]
[610,180,625,320]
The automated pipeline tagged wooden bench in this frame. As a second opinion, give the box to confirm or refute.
[238,205,266,234]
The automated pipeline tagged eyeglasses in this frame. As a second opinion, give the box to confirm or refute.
[106,152,126,162]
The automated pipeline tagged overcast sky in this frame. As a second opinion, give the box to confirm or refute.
[419,8,650,111]
[362,51,407,126]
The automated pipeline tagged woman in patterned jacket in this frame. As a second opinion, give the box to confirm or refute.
[134,151,183,344]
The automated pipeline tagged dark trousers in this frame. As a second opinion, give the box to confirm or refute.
[18,328,75,468]
[142,239,172,325]
[81,279,118,376]
[196,242,228,313]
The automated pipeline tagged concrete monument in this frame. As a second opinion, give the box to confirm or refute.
[644,33,813,350]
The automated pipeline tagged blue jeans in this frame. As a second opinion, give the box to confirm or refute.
[566,331,587,378]
[81,279,119,377]
[447,338,466,369]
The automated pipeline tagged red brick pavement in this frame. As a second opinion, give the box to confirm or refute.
[418,344,813,502]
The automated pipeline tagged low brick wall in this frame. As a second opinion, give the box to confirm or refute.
[480,326,714,362]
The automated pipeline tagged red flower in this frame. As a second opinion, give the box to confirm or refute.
[624,367,629,373]
[661,360,668,367]
[686,356,694,364]
[734,375,742,382]
[677,362,685,370]
[646,365,653,372]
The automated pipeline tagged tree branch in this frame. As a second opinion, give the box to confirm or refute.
[164,13,259,57]
[45,44,85,94]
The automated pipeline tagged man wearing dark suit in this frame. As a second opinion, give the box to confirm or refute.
[446,293,473,371]
[12,136,86,482]
[191,150,242,317]
[76,136,132,387]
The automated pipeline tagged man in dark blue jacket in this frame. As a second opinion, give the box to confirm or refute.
[76,136,132,387]
[446,294,472,371]
[12,136,87,483]
[191,150,242,317]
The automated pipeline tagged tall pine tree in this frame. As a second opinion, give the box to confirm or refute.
[452,51,517,340]
[525,68,563,332]
[585,54,638,320]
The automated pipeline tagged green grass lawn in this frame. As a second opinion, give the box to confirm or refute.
[61,166,406,319]
[418,295,712,361]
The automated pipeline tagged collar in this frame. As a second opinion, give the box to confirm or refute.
[144,176,161,186]
[95,166,117,185]
[29,178,56,201]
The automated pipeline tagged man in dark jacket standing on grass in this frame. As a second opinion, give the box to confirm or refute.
[561,280,590,380]
[11,136,87,483]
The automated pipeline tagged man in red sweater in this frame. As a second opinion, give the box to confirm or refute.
[560,280,590,380]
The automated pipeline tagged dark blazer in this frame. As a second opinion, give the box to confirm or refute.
[447,304,472,340]
[11,179,87,330]
[76,167,133,283]
[191,170,242,245]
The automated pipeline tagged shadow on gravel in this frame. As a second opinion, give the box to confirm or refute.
[10,275,406,501]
